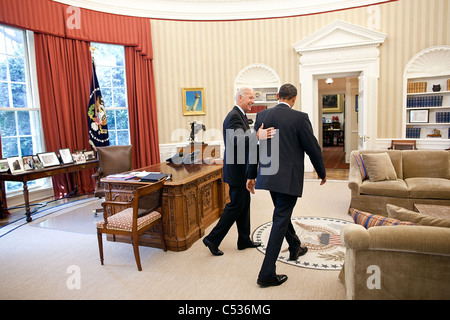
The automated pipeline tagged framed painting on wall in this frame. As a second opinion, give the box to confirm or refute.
[182,88,205,115]
[322,94,344,113]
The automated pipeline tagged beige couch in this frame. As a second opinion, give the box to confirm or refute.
[348,149,450,216]
[340,204,450,300]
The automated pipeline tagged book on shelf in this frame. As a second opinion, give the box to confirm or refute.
[407,82,427,93]
[406,127,421,138]
[248,105,267,113]
[407,96,443,108]
[436,112,450,123]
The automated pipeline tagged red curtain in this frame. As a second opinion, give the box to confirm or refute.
[34,34,95,197]
[0,0,160,198]
[126,47,160,168]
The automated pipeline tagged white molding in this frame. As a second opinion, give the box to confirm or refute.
[405,45,450,78]
[53,0,391,21]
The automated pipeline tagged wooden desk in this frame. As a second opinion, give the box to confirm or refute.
[101,162,229,251]
[0,160,99,222]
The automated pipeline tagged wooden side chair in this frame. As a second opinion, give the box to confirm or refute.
[96,180,167,271]
[92,145,133,216]
[388,140,417,150]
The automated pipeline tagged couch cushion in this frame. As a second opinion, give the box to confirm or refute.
[360,179,410,198]
[405,177,450,199]
[386,204,450,228]
[402,150,449,179]
[362,152,397,182]
[350,208,415,229]
[359,150,403,179]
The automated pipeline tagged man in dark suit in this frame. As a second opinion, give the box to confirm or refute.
[247,83,327,287]
[203,87,274,256]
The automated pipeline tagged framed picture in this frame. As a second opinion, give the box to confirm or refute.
[58,148,73,164]
[22,155,34,170]
[83,150,95,161]
[32,155,44,169]
[322,94,344,113]
[72,152,86,164]
[0,159,9,172]
[7,156,24,174]
[37,152,60,167]
[409,109,429,123]
[266,93,278,102]
[182,87,205,115]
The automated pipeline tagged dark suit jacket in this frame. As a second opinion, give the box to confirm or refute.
[223,106,252,187]
[247,103,326,197]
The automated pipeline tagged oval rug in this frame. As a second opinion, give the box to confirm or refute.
[252,216,353,271]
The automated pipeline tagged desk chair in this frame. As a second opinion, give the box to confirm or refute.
[92,145,133,215]
[388,140,417,150]
[96,180,167,271]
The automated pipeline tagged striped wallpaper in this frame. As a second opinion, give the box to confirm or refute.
[150,0,450,144]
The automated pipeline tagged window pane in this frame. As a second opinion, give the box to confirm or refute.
[20,136,33,156]
[9,57,26,82]
[116,109,129,130]
[0,110,16,136]
[1,137,19,157]
[112,67,125,87]
[18,111,31,135]
[4,28,24,55]
[0,55,7,80]
[117,130,129,145]
[113,87,126,107]
[11,83,27,108]
[0,82,10,108]
[106,109,115,130]
[96,66,111,88]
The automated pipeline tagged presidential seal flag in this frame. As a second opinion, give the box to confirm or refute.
[88,61,109,148]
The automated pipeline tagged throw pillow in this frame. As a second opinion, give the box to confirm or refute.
[386,204,450,228]
[362,152,397,182]
[350,208,415,229]
[353,153,368,180]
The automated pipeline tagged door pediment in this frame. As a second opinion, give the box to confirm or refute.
[293,19,386,55]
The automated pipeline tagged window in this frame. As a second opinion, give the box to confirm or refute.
[91,43,130,146]
[0,25,45,193]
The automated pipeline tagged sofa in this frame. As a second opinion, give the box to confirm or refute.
[339,204,450,300]
[348,149,450,216]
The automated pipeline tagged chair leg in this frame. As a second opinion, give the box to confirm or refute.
[159,219,167,252]
[132,234,142,271]
[97,230,104,266]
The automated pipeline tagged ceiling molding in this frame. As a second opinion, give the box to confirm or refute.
[53,0,394,21]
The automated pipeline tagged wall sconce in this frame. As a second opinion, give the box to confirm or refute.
[325,78,334,84]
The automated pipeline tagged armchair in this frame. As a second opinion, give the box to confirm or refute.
[96,180,167,271]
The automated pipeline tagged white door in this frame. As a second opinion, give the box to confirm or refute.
[358,74,369,150]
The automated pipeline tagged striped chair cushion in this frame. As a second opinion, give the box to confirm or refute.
[350,208,414,229]
[97,208,161,232]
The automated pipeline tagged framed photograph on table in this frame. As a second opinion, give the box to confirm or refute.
[409,109,429,123]
[22,155,34,170]
[58,148,74,164]
[0,159,9,172]
[38,152,60,167]
[7,156,24,174]
[182,87,205,115]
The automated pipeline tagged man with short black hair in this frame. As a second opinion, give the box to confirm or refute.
[247,83,327,287]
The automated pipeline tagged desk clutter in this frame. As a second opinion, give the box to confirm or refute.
[105,171,171,182]
[0,148,96,174]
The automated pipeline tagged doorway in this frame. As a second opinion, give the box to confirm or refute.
[318,76,359,169]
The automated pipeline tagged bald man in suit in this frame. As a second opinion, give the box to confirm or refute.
[203,87,275,256]
[247,83,326,287]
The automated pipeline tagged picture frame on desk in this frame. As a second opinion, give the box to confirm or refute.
[37,152,60,167]
[7,156,24,173]
[58,148,74,164]
[0,159,9,172]
[83,150,95,161]
[72,152,86,164]
[409,109,429,123]
[32,155,44,169]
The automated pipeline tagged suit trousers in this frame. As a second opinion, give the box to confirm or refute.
[205,185,251,247]
[258,191,301,281]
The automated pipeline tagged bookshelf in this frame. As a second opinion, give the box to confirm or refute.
[403,46,450,145]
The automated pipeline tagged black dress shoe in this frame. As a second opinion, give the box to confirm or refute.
[257,274,288,287]
[289,246,308,261]
[237,241,261,250]
[203,238,223,256]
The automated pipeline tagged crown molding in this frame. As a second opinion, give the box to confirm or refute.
[53,0,394,21]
